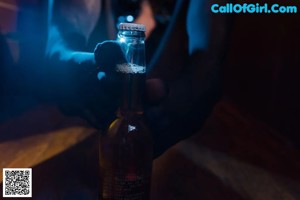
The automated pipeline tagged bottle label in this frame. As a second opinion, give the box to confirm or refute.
[116,63,146,74]
[101,169,150,200]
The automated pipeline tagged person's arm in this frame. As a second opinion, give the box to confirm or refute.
[146,0,231,157]
[45,0,122,128]
[46,0,100,68]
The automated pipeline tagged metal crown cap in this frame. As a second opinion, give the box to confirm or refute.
[118,23,146,32]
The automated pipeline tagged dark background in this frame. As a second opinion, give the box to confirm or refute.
[1,0,299,145]
[0,0,300,199]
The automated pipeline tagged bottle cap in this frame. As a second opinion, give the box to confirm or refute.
[118,23,146,32]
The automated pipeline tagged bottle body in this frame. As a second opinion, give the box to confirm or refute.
[99,114,153,200]
[99,23,152,200]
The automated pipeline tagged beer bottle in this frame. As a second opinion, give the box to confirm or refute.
[99,23,153,200]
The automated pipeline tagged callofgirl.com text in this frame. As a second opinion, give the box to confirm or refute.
[211,3,297,14]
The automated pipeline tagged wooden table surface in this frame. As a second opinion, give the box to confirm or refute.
[0,98,300,200]
[0,102,96,196]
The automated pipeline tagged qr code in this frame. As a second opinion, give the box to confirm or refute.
[3,168,32,198]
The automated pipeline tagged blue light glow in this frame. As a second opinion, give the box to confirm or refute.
[126,15,134,22]
[119,37,126,43]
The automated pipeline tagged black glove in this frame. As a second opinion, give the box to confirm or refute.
[94,40,127,75]
[79,40,128,129]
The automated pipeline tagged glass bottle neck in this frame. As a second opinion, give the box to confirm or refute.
[118,30,146,68]
[117,30,146,117]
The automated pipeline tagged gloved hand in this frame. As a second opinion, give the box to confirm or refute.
[78,40,166,131]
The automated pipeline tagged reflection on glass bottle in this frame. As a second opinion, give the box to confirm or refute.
[99,23,153,200]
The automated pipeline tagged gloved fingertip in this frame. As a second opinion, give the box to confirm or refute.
[97,71,106,80]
